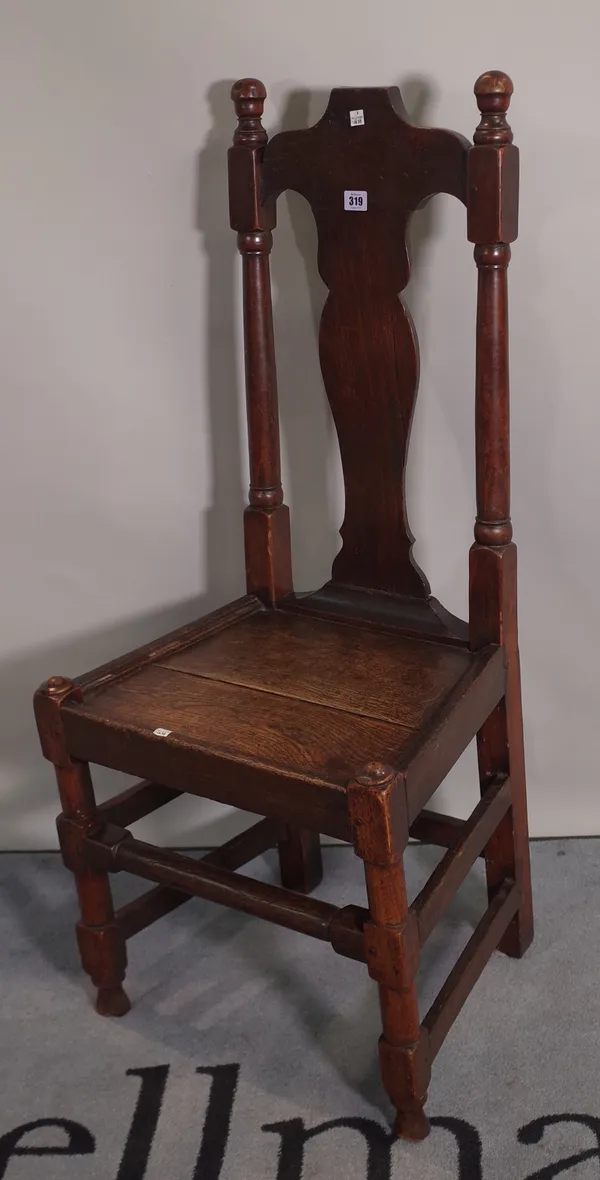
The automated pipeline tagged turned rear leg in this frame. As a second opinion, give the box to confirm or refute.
[277,827,323,894]
[476,686,533,959]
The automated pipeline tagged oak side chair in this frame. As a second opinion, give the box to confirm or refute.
[34,70,533,1141]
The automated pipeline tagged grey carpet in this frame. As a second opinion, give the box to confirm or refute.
[1,839,599,1180]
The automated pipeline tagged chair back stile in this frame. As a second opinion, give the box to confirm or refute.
[229,80,292,606]
[229,74,521,648]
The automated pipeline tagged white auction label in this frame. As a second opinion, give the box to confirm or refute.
[344,190,367,211]
[349,109,365,126]
[153,727,172,737]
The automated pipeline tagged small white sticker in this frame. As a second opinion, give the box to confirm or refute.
[349,108,365,127]
[344,190,368,211]
[153,727,172,737]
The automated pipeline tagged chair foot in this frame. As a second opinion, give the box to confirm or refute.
[393,1104,430,1141]
[498,907,534,959]
[96,985,131,1018]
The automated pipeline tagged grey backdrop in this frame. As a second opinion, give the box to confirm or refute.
[1,0,595,847]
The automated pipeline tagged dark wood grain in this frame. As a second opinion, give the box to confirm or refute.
[412,775,511,943]
[409,809,465,849]
[65,664,415,789]
[229,80,292,606]
[469,71,517,548]
[467,70,519,245]
[468,71,533,959]
[59,623,504,846]
[88,825,367,960]
[61,703,351,843]
[117,883,190,940]
[400,643,506,820]
[230,80,315,898]
[116,817,280,939]
[277,827,323,894]
[422,879,519,1060]
[473,240,512,546]
[98,780,182,828]
[52,748,130,1018]
[32,70,533,1144]
[76,595,264,694]
[470,543,533,957]
[348,763,429,1141]
[263,87,468,598]
[159,610,477,729]
[284,583,469,646]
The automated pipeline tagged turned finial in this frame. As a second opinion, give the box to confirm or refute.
[474,71,514,145]
[231,78,268,146]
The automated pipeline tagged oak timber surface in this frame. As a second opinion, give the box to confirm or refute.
[66,663,415,788]
[159,611,475,730]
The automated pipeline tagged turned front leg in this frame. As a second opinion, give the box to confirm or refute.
[34,676,130,1017]
[348,763,430,1140]
[55,759,130,1018]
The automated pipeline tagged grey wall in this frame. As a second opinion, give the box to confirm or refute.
[1,0,596,846]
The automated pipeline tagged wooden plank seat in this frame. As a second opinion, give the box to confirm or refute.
[51,598,506,841]
[33,69,533,1145]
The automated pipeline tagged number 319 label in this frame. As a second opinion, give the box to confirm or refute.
[344,190,367,211]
